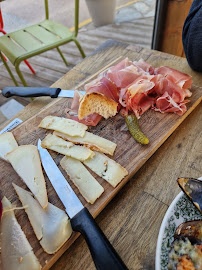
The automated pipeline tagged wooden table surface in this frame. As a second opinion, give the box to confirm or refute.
[1,40,202,270]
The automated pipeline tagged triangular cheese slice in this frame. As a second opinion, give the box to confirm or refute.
[0,132,18,161]
[1,197,41,270]
[13,183,72,254]
[6,145,48,209]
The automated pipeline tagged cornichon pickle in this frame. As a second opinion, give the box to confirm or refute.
[125,114,149,145]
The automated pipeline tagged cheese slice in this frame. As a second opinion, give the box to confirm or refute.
[6,145,48,209]
[38,116,87,137]
[41,134,94,161]
[1,197,41,270]
[13,184,72,254]
[54,130,117,156]
[60,156,104,204]
[84,151,128,187]
[0,132,18,161]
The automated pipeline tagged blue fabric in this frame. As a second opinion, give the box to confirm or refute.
[182,0,202,71]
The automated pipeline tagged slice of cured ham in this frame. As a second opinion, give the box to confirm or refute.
[152,76,189,103]
[155,66,193,91]
[107,65,142,89]
[107,57,133,73]
[133,59,155,75]
[120,77,156,118]
[105,59,153,89]
[67,58,192,125]
[86,77,119,102]
[154,92,188,116]
[67,113,103,126]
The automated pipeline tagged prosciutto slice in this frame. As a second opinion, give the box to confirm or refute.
[155,66,193,91]
[133,59,155,75]
[123,77,156,118]
[108,58,133,73]
[86,77,119,103]
[67,58,192,125]
[154,92,188,116]
[107,65,143,89]
[152,76,188,103]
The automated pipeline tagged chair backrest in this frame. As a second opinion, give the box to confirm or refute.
[44,0,79,37]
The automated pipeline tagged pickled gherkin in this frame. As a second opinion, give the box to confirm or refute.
[125,115,149,145]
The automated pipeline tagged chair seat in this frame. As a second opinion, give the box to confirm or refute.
[0,20,74,64]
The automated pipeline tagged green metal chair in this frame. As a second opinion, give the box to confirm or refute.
[0,0,85,86]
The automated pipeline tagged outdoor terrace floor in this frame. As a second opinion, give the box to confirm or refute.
[0,0,155,126]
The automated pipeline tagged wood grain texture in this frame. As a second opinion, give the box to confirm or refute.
[159,0,193,57]
[0,41,201,270]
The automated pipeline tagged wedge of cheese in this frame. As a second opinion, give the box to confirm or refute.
[0,132,18,161]
[60,156,104,204]
[6,145,48,209]
[38,116,87,137]
[1,197,41,270]
[41,134,94,161]
[54,130,117,156]
[13,184,72,254]
[84,151,128,187]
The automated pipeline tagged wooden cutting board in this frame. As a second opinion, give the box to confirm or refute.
[0,56,201,269]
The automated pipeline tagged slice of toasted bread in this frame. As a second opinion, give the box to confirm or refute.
[78,92,118,120]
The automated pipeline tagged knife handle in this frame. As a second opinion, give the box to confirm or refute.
[71,208,128,270]
[2,87,61,98]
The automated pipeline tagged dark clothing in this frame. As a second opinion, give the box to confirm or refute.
[182,0,202,71]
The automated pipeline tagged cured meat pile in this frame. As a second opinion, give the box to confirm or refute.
[68,58,193,126]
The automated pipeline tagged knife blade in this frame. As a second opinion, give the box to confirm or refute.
[37,139,128,270]
[2,87,85,98]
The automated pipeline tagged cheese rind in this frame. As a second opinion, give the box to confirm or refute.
[84,151,128,187]
[54,130,117,156]
[13,184,72,254]
[60,156,104,204]
[1,197,41,270]
[0,132,18,161]
[41,134,94,161]
[38,116,87,137]
[6,145,48,209]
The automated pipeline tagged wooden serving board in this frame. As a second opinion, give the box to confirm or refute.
[0,57,201,269]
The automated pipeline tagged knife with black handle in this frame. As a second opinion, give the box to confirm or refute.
[2,87,85,98]
[37,139,128,270]
[72,208,128,270]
